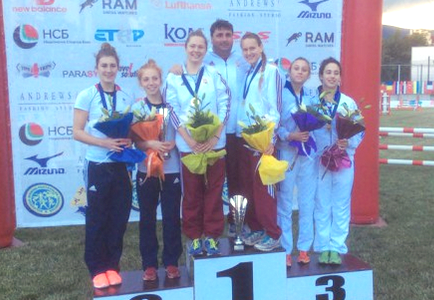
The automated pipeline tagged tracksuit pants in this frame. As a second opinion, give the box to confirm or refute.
[84,161,132,278]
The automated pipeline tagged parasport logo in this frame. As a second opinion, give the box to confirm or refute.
[12,0,68,13]
[17,62,56,78]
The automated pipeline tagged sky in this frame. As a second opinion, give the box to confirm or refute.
[382,0,434,29]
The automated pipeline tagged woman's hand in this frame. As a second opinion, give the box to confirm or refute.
[289,131,309,142]
[196,136,219,153]
[101,138,130,152]
[337,138,348,150]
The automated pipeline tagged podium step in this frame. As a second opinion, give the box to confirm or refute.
[94,238,373,300]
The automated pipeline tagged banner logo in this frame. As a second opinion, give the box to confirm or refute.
[13,25,38,49]
[286,32,302,45]
[24,152,66,175]
[79,0,98,13]
[19,123,44,146]
[23,183,64,217]
[297,0,331,19]
[17,62,56,78]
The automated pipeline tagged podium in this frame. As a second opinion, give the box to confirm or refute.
[94,238,373,300]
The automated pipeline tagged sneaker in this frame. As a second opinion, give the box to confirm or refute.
[318,251,330,264]
[329,251,342,265]
[286,254,292,267]
[142,267,157,281]
[297,251,310,264]
[93,273,109,289]
[188,238,203,256]
[166,265,180,279]
[253,235,281,252]
[204,237,220,256]
[242,230,265,246]
[105,270,122,286]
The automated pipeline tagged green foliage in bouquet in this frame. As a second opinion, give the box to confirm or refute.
[133,103,157,122]
[99,95,131,121]
[187,94,214,128]
[240,103,268,134]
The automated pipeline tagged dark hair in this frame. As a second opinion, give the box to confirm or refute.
[137,59,163,83]
[210,19,234,37]
[95,42,119,67]
[240,32,266,73]
[185,29,208,50]
[290,57,311,75]
[319,57,341,77]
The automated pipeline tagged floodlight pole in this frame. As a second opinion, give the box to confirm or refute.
[341,0,382,224]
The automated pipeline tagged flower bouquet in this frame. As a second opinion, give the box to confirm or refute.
[320,102,366,178]
[239,104,288,185]
[181,94,226,175]
[288,102,332,169]
[131,104,165,181]
[94,95,146,165]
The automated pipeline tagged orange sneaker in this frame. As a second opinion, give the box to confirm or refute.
[143,267,157,281]
[286,254,292,267]
[297,251,311,264]
[166,265,181,279]
[93,273,109,289]
[106,270,122,286]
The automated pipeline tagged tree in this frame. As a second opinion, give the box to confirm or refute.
[381,30,428,82]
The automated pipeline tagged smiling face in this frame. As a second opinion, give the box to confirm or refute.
[185,36,207,64]
[241,37,263,66]
[139,67,162,97]
[96,56,118,87]
[320,62,341,90]
[289,59,310,87]
[211,28,234,57]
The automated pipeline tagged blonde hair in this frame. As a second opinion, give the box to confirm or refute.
[137,59,163,83]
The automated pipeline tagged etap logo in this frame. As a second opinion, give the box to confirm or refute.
[24,152,65,176]
[95,29,144,44]
[297,0,331,19]
[17,62,56,78]
[12,0,68,13]
[13,25,38,49]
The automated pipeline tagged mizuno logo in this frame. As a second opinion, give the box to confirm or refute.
[25,152,63,167]
[299,0,329,11]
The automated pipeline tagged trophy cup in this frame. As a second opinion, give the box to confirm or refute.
[230,195,248,251]
[160,107,171,160]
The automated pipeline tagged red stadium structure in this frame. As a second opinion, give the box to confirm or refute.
[0,1,383,247]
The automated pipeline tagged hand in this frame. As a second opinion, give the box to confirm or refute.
[196,136,219,153]
[264,143,274,155]
[337,139,348,150]
[289,131,310,142]
[102,138,130,152]
[169,64,183,75]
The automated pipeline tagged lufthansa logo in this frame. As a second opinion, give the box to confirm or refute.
[23,183,64,217]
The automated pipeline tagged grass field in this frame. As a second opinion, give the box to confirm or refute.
[0,109,433,300]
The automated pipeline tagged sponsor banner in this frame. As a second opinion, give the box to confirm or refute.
[2,0,343,227]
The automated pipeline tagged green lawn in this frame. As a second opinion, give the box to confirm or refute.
[0,108,433,299]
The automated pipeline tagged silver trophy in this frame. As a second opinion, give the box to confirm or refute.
[159,107,171,160]
[230,195,248,251]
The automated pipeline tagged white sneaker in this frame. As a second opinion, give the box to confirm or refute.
[254,235,281,252]
[242,230,265,246]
